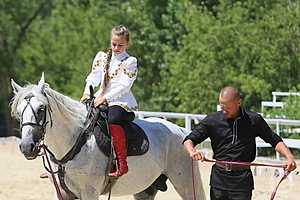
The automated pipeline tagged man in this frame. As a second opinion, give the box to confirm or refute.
[183,86,297,200]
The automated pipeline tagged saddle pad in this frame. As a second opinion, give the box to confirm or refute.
[122,121,149,156]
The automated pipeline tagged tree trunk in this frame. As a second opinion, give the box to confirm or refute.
[0,75,19,137]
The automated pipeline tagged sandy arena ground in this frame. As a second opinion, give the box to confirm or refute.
[0,137,299,200]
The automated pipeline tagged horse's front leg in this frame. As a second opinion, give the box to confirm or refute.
[50,179,98,200]
[52,189,75,200]
[48,176,76,200]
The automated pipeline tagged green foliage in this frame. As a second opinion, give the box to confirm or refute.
[117,0,167,110]
[0,0,53,135]
[17,0,118,98]
[280,95,300,120]
[154,0,300,113]
[1,0,300,136]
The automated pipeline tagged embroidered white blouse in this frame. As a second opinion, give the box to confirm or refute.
[83,51,138,111]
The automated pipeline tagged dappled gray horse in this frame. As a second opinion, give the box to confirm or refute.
[10,74,205,200]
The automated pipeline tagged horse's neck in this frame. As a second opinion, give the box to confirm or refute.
[45,89,87,160]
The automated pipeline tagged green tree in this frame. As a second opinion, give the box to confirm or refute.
[18,0,117,97]
[0,0,52,136]
[156,0,300,114]
[2,0,300,137]
[117,0,171,110]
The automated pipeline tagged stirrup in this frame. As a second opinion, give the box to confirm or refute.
[40,171,49,179]
[108,168,128,177]
[108,171,121,177]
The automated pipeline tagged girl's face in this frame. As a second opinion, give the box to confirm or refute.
[110,35,128,55]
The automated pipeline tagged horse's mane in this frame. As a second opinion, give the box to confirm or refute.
[11,84,86,126]
[45,87,86,124]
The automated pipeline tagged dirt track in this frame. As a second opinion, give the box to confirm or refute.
[0,137,299,200]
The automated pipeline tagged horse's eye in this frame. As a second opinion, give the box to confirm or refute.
[39,105,45,111]
[37,106,46,116]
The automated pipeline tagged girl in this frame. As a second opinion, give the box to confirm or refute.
[81,25,138,177]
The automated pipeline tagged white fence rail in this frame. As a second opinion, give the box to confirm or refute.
[261,91,300,111]
[136,111,206,131]
[135,111,300,159]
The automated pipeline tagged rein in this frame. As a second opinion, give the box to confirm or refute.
[42,145,64,200]
[46,128,89,165]
[40,99,114,200]
[202,157,290,200]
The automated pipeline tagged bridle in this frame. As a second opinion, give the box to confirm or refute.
[19,93,66,199]
[20,93,53,143]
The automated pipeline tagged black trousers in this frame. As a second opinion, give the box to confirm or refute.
[210,187,252,200]
[108,105,135,124]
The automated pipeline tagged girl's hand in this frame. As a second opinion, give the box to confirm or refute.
[80,95,89,103]
[94,95,107,107]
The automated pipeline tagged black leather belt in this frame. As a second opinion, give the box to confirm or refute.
[215,163,250,172]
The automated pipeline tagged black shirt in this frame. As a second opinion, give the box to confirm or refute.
[184,108,282,191]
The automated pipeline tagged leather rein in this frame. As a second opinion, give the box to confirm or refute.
[40,99,113,200]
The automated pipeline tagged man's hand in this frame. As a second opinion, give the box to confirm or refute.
[285,157,297,172]
[189,150,204,161]
[275,141,297,172]
[183,139,204,161]
[94,95,107,107]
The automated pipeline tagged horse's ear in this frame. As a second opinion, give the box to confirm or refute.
[37,72,46,92]
[11,79,23,94]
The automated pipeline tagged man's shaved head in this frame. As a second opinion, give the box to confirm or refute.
[219,86,241,101]
[219,86,241,119]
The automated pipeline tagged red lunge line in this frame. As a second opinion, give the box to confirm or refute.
[202,156,289,200]
[203,157,287,168]
[191,159,197,200]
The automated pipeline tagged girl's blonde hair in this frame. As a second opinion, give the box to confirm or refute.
[111,25,130,42]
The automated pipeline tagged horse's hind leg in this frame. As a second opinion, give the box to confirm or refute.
[133,185,158,200]
[167,159,206,200]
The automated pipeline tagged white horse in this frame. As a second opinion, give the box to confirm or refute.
[10,74,205,200]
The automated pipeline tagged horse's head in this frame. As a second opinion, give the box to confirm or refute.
[11,73,51,160]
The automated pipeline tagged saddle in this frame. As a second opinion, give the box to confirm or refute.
[56,94,150,198]
[84,98,149,157]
